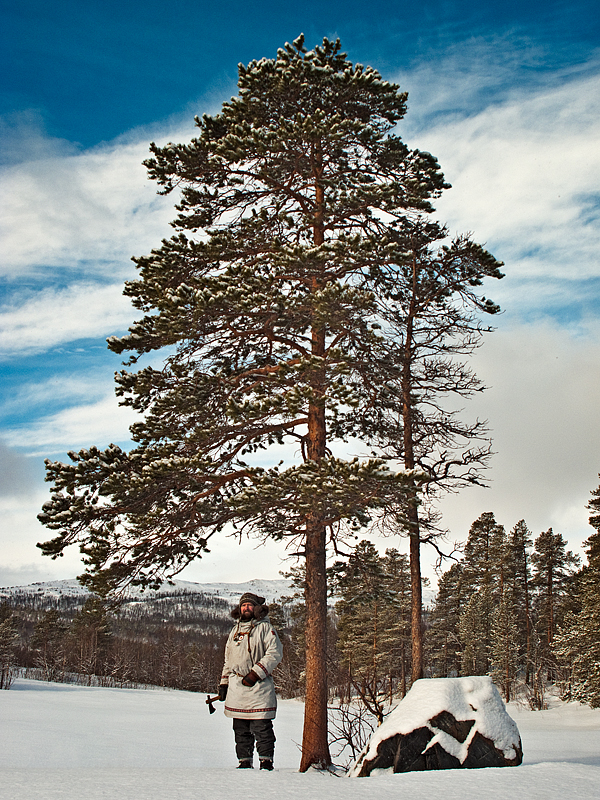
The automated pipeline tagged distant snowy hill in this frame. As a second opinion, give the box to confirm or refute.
[0,576,294,609]
[0,576,435,610]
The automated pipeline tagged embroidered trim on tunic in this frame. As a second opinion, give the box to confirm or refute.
[225,705,276,714]
[256,661,269,677]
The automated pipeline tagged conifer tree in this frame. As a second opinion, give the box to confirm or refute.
[459,591,492,675]
[364,220,503,682]
[379,548,412,697]
[531,528,579,683]
[490,592,520,701]
[32,610,68,682]
[70,596,113,679]
[330,540,411,719]
[507,519,533,683]
[37,36,501,769]
[457,512,506,674]
[554,481,600,705]
[461,512,506,596]
[330,540,390,708]
[428,561,464,677]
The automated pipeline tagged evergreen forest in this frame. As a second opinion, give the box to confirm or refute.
[3,479,600,718]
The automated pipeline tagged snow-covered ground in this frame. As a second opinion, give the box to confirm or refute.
[1,678,599,800]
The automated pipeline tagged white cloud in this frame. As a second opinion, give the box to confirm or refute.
[0,282,133,357]
[0,109,80,167]
[3,394,139,455]
[0,493,86,587]
[436,318,600,558]
[0,373,110,417]
[0,129,191,279]
[401,63,600,290]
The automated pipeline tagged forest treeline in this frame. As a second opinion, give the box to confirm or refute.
[2,498,599,709]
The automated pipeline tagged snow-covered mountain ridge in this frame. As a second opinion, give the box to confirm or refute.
[0,576,436,610]
[0,577,294,605]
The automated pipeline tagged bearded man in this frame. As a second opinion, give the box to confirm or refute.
[218,592,283,770]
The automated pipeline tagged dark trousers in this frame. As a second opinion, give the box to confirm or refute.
[233,718,275,761]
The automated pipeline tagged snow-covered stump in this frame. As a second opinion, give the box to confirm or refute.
[349,676,523,777]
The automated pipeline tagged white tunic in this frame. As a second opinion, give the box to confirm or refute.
[221,616,283,720]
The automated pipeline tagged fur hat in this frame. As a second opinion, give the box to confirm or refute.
[231,592,269,621]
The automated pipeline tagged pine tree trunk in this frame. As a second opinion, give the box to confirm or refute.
[299,383,332,769]
[409,515,423,682]
[404,250,424,684]
[300,518,332,770]
[299,172,332,769]
[524,551,532,686]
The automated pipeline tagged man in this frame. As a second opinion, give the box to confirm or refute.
[218,592,283,770]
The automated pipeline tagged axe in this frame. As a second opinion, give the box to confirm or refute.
[205,694,220,714]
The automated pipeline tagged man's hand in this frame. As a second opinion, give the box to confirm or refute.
[218,684,228,701]
[241,670,260,687]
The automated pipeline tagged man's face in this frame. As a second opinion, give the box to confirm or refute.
[240,602,255,620]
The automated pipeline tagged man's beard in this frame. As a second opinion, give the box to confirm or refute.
[241,609,254,620]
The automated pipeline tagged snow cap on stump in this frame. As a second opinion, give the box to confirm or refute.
[349,676,523,777]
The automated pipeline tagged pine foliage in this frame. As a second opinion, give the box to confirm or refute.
[330,540,412,718]
[37,36,457,593]
[428,511,583,706]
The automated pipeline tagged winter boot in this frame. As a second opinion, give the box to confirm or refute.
[237,760,253,769]
[259,759,274,771]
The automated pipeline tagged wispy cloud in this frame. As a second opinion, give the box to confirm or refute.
[396,44,600,318]
[430,72,600,276]
[0,128,191,279]
[0,283,133,357]
[3,394,139,455]
[0,373,110,417]
[0,109,80,167]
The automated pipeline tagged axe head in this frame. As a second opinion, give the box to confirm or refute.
[206,694,217,714]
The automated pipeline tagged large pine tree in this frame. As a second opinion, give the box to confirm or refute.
[38,36,501,769]
[370,222,504,681]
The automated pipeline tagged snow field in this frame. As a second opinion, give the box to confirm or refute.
[1,679,599,800]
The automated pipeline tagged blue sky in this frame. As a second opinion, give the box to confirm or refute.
[1,0,600,586]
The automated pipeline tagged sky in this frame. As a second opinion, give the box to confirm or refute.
[1,0,599,588]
